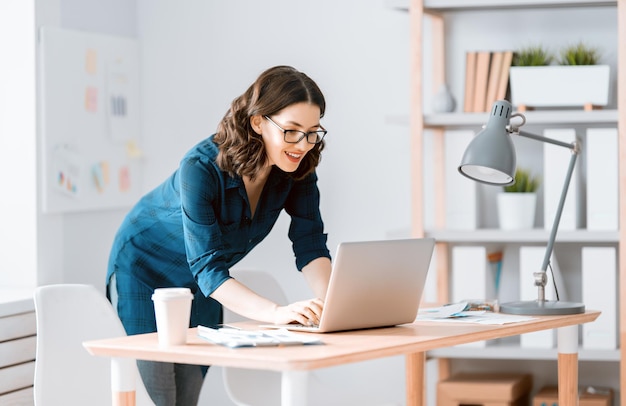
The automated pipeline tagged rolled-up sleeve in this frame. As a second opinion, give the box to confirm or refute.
[284,172,331,270]
[179,157,232,295]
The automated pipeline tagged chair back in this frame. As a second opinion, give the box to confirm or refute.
[33,284,154,406]
[222,270,286,406]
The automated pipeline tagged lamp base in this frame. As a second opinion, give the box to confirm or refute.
[500,300,585,315]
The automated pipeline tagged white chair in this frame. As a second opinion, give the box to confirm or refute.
[223,270,398,406]
[33,284,154,406]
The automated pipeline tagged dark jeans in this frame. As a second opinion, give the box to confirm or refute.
[136,360,204,406]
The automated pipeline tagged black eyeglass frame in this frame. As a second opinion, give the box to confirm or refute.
[263,115,327,145]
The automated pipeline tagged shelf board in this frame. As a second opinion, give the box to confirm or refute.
[425,110,618,128]
[426,229,619,243]
[386,110,618,128]
[386,0,616,12]
[428,346,620,362]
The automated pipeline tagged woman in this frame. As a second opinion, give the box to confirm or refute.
[106,65,332,405]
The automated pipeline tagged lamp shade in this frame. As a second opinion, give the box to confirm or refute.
[458,100,517,186]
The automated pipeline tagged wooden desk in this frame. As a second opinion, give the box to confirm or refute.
[84,311,599,406]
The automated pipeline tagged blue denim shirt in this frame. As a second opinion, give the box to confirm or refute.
[107,135,330,334]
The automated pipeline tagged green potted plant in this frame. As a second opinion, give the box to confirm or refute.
[503,168,540,193]
[559,42,600,65]
[509,42,610,110]
[497,168,540,230]
[512,45,553,67]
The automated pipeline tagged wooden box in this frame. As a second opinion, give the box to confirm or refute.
[437,372,532,406]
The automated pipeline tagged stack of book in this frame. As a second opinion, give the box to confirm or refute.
[464,50,514,113]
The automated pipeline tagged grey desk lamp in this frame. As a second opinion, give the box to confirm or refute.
[458,99,585,315]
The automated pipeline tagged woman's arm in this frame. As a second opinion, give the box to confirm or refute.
[209,278,279,323]
[302,256,331,300]
[210,275,325,326]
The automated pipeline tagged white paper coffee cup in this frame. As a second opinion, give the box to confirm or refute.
[152,287,193,347]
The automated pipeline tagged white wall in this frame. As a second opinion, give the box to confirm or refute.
[137,0,411,297]
[1,0,37,288]
[31,1,619,404]
[32,0,411,404]
[33,0,139,288]
[34,0,413,292]
[137,1,411,403]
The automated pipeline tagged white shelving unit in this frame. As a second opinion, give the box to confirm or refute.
[424,110,619,128]
[387,0,617,11]
[428,229,619,243]
[392,0,626,403]
[430,346,621,362]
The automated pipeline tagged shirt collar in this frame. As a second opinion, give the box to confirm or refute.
[224,166,291,190]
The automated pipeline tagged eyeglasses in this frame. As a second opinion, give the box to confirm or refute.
[263,115,327,144]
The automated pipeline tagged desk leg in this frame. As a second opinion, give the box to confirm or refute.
[281,370,308,406]
[557,325,578,406]
[406,352,425,406]
[111,357,137,406]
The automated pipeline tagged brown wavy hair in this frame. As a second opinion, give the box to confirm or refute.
[214,65,326,181]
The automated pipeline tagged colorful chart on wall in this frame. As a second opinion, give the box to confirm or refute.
[39,26,143,213]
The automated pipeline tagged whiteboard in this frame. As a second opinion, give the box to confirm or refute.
[39,26,142,213]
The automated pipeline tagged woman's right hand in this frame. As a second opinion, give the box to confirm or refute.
[274,298,324,326]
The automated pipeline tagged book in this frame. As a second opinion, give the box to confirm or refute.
[463,51,477,112]
[586,128,618,230]
[495,51,514,101]
[582,247,617,349]
[451,246,488,304]
[472,51,491,113]
[451,246,488,347]
[197,325,323,348]
[483,51,504,112]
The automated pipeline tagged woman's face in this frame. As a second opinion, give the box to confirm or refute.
[256,102,321,173]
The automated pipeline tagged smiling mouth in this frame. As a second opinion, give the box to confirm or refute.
[285,151,302,160]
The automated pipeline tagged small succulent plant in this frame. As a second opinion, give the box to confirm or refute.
[512,45,553,66]
[504,168,540,193]
[559,42,600,65]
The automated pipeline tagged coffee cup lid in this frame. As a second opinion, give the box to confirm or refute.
[151,287,193,301]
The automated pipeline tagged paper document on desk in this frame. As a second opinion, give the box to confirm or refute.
[417,302,536,325]
[197,325,323,348]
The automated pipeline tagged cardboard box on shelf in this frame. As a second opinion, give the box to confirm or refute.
[438,372,532,406]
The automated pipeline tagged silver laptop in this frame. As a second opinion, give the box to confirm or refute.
[263,238,435,333]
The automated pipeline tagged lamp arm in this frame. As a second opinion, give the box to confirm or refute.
[541,150,578,270]
[531,138,579,302]
[515,128,580,301]
[516,130,578,151]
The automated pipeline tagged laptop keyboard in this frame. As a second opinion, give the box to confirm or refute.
[291,323,319,329]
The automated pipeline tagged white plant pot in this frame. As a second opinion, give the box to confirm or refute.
[497,193,537,230]
[509,65,610,108]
